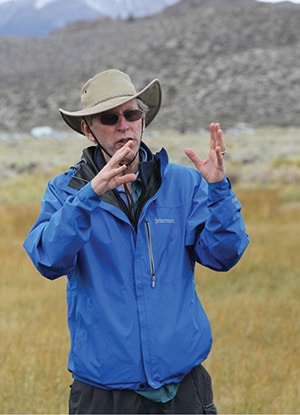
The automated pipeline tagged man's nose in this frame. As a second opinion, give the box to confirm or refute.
[117,114,129,130]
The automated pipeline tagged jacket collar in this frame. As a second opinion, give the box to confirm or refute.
[67,141,161,190]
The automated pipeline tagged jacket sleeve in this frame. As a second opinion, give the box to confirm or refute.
[187,177,249,271]
[23,178,101,280]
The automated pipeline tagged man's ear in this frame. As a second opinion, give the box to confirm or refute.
[81,119,97,143]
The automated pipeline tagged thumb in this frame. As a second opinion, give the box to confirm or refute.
[184,148,202,168]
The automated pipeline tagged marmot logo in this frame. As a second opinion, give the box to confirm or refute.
[154,218,175,224]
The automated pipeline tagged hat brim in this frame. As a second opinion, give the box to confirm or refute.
[59,78,161,135]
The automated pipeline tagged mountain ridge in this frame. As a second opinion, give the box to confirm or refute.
[0,0,299,133]
[0,0,181,37]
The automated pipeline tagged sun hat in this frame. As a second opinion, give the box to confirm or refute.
[59,69,162,135]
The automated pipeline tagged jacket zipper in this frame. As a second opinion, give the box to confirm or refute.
[144,221,156,288]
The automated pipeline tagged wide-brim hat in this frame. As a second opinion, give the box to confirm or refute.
[59,69,162,135]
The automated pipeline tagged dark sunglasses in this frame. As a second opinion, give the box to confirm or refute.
[98,109,143,125]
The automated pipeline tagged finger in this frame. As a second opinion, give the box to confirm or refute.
[216,126,225,150]
[109,141,133,166]
[210,123,226,155]
[105,157,136,184]
[111,163,127,176]
[215,147,226,162]
[209,123,218,150]
[116,173,137,186]
[99,163,126,183]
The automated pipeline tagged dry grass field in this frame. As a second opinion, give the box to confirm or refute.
[0,128,299,413]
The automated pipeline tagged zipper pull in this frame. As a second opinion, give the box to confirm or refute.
[151,274,156,288]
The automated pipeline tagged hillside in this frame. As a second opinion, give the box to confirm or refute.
[0,0,181,36]
[0,0,299,133]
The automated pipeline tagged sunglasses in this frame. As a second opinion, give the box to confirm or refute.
[98,109,143,126]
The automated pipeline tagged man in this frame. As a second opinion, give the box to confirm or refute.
[24,69,249,414]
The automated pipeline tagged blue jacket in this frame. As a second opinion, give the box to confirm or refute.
[23,143,249,391]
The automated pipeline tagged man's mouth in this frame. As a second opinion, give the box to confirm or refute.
[116,138,132,146]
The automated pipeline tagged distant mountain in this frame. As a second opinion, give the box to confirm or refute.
[0,0,181,37]
[0,0,299,133]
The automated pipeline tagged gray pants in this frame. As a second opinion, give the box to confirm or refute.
[69,364,217,414]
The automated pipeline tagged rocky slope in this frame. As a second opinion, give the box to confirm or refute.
[0,0,299,133]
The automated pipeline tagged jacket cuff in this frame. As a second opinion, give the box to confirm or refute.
[207,177,231,203]
[76,182,102,210]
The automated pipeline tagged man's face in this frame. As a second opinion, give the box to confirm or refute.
[84,99,144,164]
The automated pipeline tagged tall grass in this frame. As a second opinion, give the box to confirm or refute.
[197,187,300,414]
[0,183,299,413]
[0,203,69,414]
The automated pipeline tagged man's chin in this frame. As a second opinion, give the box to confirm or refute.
[121,151,139,167]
